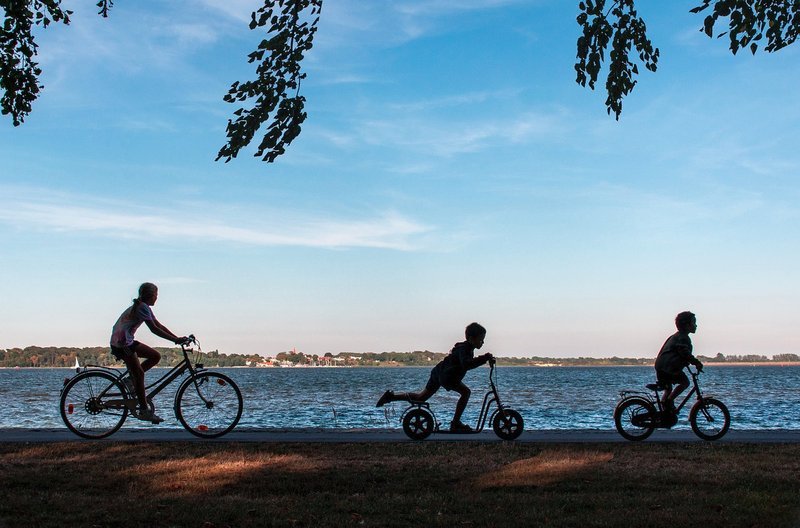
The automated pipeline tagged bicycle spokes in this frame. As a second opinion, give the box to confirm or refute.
[175,372,243,439]
[60,371,129,439]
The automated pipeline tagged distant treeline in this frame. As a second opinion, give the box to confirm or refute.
[1,346,798,368]
[0,346,260,368]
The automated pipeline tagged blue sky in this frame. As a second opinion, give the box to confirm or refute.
[1,0,798,358]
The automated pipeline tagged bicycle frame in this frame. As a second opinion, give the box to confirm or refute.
[619,366,708,417]
[72,342,205,412]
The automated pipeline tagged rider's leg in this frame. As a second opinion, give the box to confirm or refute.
[405,387,435,402]
[135,343,161,372]
[121,354,147,409]
[664,372,689,411]
[380,386,434,406]
[125,343,164,423]
[450,383,471,426]
[378,365,441,407]
[666,380,689,406]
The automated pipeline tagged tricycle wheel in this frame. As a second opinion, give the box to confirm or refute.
[492,409,524,440]
[402,408,434,440]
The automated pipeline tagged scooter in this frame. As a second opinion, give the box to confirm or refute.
[400,359,524,440]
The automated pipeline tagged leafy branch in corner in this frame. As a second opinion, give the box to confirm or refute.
[691,0,800,55]
[216,0,322,163]
[1,0,70,126]
[0,0,112,126]
[574,0,659,120]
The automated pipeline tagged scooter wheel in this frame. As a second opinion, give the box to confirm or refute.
[492,409,524,440]
[402,408,435,440]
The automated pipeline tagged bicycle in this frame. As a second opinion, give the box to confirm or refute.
[59,335,243,439]
[614,365,730,441]
[400,359,524,441]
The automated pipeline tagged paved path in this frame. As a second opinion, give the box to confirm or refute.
[2,428,799,443]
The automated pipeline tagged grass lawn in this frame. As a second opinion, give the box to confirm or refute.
[1,441,798,527]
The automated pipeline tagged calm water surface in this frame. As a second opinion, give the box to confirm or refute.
[1,365,798,431]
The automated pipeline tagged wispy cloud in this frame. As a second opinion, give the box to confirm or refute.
[316,73,377,86]
[351,109,569,158]
[317,0,531,49]
[394,0,530,17]
[0,188,432,251]
[387,89,522,112]
[196,0,258,23]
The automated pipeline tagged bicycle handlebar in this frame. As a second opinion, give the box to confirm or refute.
[179,334,198,348]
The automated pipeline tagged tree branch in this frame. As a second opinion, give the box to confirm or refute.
[0,0,72,126]
[691,0,800,55]
[575,0,659,120]
[216,0,322,163]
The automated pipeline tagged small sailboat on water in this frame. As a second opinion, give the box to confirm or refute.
[74,356,81,371]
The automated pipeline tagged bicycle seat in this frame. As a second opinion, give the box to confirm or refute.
[646,382,668,391]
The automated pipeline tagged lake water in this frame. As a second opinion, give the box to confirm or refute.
[1,365,799,432]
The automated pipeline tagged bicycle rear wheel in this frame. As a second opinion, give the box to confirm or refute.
[402,407,435,440]
[175,371,243,438]
[689,398,730,441]
[614,397,656,441]
[60,371,129,439]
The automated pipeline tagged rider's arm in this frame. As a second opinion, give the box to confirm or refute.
[689,356,704,370]
[145,318,184,344]
[458,348,493,370]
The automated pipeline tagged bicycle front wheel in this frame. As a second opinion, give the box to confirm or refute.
[492,408,524,440]
[689,398,730,441]
[614,397,656,441]
[60,371,128,439]
[175,371,243,438]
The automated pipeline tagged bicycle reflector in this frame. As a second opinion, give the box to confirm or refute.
[198,425,209,432]
[67,404,74,414]
[217,379,226,386]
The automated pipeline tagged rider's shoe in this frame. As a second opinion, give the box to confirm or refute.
[137,408,164,424]
[450,420,473,432]
[376,390,394,407]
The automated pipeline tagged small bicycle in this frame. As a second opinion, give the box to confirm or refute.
[614,366,730,441]
[59,335,243,439]
[400,360,524,441]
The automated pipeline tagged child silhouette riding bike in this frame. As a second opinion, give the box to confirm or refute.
[655,311,704,418]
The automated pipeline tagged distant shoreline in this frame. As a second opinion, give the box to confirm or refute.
[3,362,799,370]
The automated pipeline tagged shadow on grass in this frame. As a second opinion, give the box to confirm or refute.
[475,449,615,489]
[1,442,799,527]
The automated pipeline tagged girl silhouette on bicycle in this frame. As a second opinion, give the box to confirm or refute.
[110,282,189,423]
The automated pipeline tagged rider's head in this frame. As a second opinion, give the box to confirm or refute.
[137,282,159,306]
[675,311,697,333]
[465,322,487,348]
[465,322,486,339]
